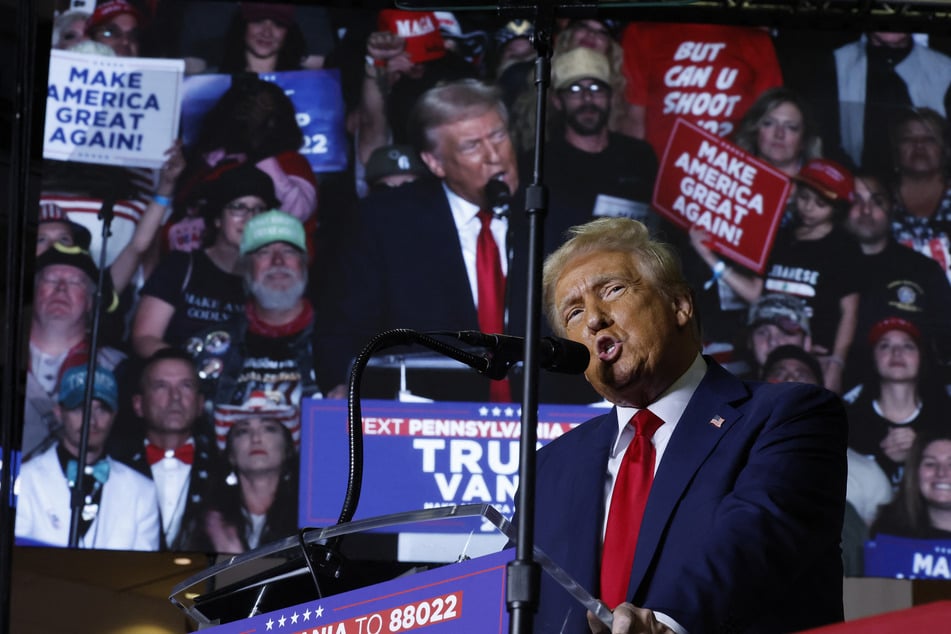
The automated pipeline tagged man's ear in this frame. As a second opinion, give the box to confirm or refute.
[132,394,143,418]
[420,151,445,179]
[673,292,694,328]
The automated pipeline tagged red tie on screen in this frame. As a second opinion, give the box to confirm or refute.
[476,209,511,402]
[145,442,195,466]
[600,408,664,608]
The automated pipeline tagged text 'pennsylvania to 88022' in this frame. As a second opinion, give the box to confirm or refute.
[295,592,461,634]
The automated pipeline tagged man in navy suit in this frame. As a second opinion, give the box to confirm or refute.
[319,79,525,401]
[530,217,847,633]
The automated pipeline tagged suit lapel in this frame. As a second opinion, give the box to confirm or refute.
[628,362,750,597]
[565,410,619,592]
[428,182,480,321]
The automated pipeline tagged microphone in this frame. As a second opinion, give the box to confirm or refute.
[484,178,512,217]
[455,331,589,375]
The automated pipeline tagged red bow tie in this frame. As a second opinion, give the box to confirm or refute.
[145,442,195,465]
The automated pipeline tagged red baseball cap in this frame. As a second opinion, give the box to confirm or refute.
[378,9,446,64]
[86,0,141,33]
[794,158,854,203]
[868,316,922,346]
[240,2,296,27]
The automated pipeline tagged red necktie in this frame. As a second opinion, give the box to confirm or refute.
[600,409,664,608]
[145,442,195,466]
[476,209,511,402]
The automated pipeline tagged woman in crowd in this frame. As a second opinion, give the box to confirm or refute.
[219,3,306,74]
[872,433,951,539]
[847,317,946,488]
[733,87,822,178]
[690,158,863,392]
[131,162,277,358]
[889,107,951,283]
[201,393,301,554]
[684,89,822,340]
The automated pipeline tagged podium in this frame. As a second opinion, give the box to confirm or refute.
[170,504,512,630]
[170,504,611,631]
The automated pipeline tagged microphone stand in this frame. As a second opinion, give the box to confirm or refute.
[293,328,505,603]
[338,328,504,527]
[67,196,115,548]
[507,6,556,633]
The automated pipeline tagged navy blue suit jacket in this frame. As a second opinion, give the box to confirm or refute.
[531,360,847,633]
[319,177,528,387]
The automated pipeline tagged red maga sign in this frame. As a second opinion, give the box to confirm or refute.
[652,119,790,274]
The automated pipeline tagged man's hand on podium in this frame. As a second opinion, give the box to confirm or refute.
[587,603,675,634]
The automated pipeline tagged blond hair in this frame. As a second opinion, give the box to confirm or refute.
[542,218,692,335]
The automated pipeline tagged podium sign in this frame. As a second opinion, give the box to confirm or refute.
[299,399,598,529]
[194,548,511,634]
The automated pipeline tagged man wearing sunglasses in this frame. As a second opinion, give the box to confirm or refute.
[542,47,659,258]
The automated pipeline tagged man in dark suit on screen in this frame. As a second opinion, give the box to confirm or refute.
[320,79,525,401]
[528,217,847,633]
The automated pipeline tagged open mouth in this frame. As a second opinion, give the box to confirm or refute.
[596,336,621,362]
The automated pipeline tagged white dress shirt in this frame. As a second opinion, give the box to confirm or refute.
[148,439,194,545]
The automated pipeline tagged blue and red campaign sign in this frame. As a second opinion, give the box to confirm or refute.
[197,548,513,634]
[180,70,348,174]
[299,399,600,530]
[652,119,791,274]
[865,534,951,580]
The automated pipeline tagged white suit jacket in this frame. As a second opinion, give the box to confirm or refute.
[15,445,160,551]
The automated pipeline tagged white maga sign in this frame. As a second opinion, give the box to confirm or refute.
[44,50,184,169]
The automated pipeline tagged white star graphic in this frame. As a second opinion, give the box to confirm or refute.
[266,618,274,630]
[291,612,299,624]
[491,406,502,416]
[504,407,514,417]
[478,406,489,415]
[315,605,325,618]
[278,615,287,627]
[302,608,312,621]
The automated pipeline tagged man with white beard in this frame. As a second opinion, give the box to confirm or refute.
[188,210,338,411]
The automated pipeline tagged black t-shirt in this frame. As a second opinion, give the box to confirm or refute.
[140,250,245,347]
[763,226,864,350]
[536,133,660,256]
[229,330,307,408]
[846,389,945,486]
[848,241,951,384]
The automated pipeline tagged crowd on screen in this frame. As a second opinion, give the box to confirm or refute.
[17,0,951,561]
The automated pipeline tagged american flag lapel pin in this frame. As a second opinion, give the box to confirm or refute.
[709,415,725,429]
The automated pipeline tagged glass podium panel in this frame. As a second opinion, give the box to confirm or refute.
[170,503,612,631]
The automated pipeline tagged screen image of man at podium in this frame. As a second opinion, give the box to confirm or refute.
[528,217,848,633]
[320,78,526,403]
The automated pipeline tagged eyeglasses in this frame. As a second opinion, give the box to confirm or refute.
[39,273,88,290]
[559,81,610,98]
[224,202,268,218]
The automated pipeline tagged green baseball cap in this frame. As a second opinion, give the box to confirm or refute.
[239,209,307,256]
